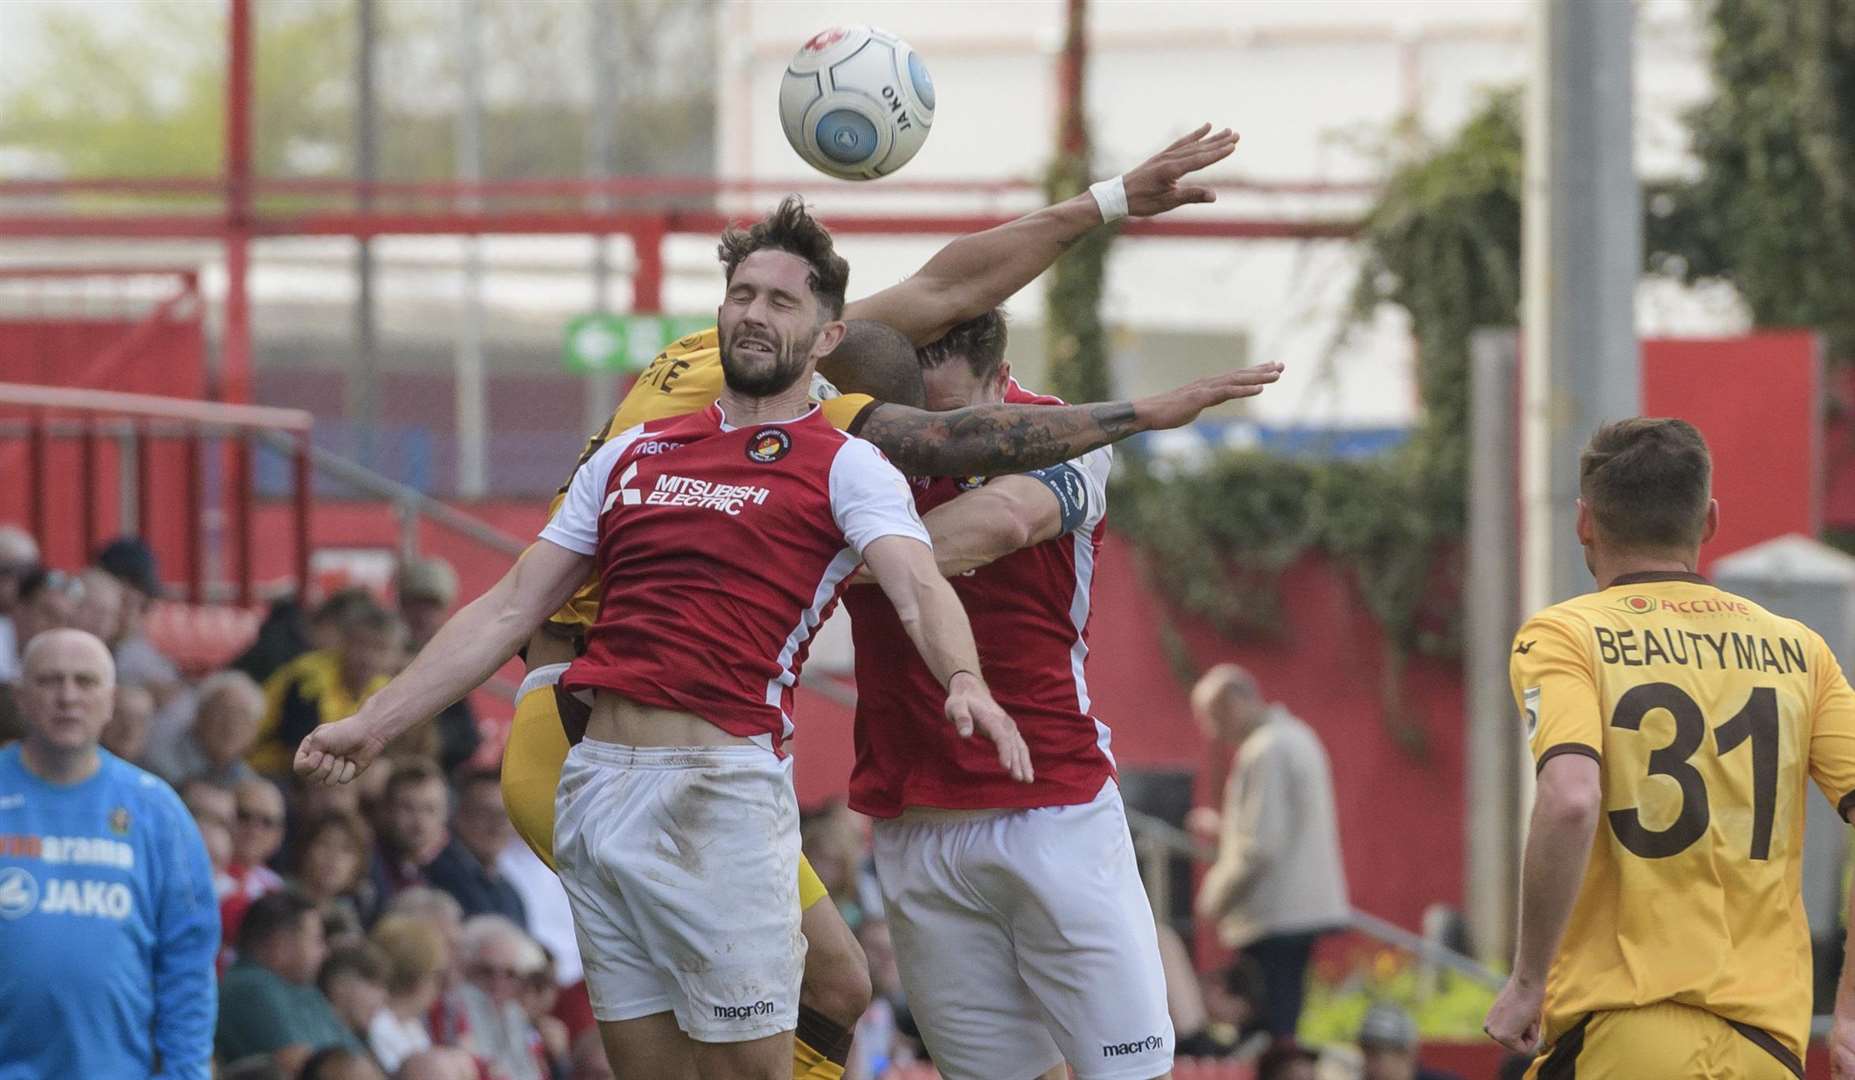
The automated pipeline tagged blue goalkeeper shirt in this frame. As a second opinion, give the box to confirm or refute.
[0,744,219,1080]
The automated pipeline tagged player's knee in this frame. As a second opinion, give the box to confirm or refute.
[799,937,872,1024]
[696,1042,787,1080]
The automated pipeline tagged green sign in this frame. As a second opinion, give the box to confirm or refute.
[563,314,712,374]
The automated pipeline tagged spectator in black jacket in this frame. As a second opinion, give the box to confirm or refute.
[425,766,526,927]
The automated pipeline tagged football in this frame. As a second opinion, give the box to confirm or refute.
[779,25,935,181]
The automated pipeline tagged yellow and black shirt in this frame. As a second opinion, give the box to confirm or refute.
[1513,571,1855,1063]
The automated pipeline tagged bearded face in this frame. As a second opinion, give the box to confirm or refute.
[718,250,832,398]
[719,316,818,397]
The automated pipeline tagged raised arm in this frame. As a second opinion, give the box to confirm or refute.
[844,125,1239,345]
[296,540,590,784]
[855,361,1281,476]
[861,534,1033,783]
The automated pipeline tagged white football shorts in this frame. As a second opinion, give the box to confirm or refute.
[554,737,805,1043]
[871,779,1175,1080]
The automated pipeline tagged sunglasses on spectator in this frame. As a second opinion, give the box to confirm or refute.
[36,570,83,598]
[237,810,284,829]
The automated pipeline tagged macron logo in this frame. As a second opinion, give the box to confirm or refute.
[1102,1035,1166,1058]
[713,1001,778,1021]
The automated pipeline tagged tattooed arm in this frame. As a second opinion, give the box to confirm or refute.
[844,125,1239,346]
[854,361,1283,476]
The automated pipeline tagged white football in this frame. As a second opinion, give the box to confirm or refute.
[779,25,935,181]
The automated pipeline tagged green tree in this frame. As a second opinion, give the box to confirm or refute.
[1654,0,1855,361]
[0,0,714,187]
[0,0,349,179]
[1042,2,1114,406]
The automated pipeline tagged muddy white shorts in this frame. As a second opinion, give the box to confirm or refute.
[554,737,805,1043]
[871,780,1174,1080]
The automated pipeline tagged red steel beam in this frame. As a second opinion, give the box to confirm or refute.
[293,433,313,602]
[184,433,203,605]
[251,210,1360,240]
[135,423,153,541]
[0,216,233,239]
[27,414,47,546]
[231,435,253,607]
[0,266,198,281]
[0,173,1376,201]
[79,421,99,556]
[223,0,254,405]
[0,383,312,431]
[0,209,1358,241]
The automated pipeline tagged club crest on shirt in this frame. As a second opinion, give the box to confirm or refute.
[1522,686,1541,737]
[746,428,792,464]
[108,807,131,836]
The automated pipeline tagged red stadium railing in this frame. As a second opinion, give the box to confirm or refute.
[0,382,313,606]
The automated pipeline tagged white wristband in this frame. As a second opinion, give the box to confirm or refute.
[1089,175,1128,223]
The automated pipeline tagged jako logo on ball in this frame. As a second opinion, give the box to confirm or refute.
[779,25,934,181]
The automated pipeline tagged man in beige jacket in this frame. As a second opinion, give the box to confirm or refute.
[1190,664,1349,1040]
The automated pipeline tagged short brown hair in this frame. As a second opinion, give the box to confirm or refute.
[717,196,849,318]
[918,308,1009,384]
[317,943,388,996]
[383,755,445,803]
[1579,418,1712,551]
[288,810,374,878]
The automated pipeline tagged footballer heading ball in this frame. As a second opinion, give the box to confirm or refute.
[779,25,935,181]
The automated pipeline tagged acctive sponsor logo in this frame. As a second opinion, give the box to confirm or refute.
[1615,595,1752,616]
[713,1001,778,1021]
[1102,1035,1166,1058]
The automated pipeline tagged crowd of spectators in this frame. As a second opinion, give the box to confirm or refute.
[0,527,1487,1080]
[0,530,603,1080]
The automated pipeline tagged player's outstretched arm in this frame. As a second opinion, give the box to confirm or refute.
[845,124,1239,346]
[1483,752,1601,1055]
[296,540,591,785]
[862,534,1034,783]
[856,360,1282,477]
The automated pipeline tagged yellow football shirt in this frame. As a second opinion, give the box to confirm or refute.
[1513,572,1855,1060]
[250,649,392,775]
[546,327,878,628]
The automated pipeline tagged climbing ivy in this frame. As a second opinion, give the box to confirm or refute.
[1107,92,1526,753]
[1043,149,1117,405]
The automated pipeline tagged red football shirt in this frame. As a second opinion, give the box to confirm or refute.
[541,402,928,751]
[845,383,1117,816]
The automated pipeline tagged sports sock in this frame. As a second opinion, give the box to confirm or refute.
[792,1004,855,1080]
